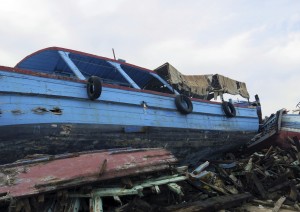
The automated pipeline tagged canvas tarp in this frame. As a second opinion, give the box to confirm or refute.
[154,63,250,99]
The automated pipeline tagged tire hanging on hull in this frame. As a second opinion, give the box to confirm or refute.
[175,94,193,114]
[222,101,236,118]
[87,76,102,100]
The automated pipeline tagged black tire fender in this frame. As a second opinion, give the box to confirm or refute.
[175,94,193,114]
[222,101,236,118]
[87,76,102,100]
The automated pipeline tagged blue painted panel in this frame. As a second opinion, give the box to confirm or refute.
[0,70,258,119]
[16,49,176,91]
[58,51,85,80]
[0,93,258,132]
[108,61,140,89]
[69,53,129,86]
[17,49,131,86]
[17,50,60,73]
[121,64,152,88]
[282,115,300,129]
[0,69,258,132]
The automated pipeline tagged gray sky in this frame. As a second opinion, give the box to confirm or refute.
[1,0,299,116]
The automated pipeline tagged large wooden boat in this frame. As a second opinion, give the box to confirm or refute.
[0,47,259,164]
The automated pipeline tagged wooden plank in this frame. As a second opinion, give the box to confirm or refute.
[276,109,284,134]
[164,193,253,212]
[292,136,300,152]
[268,181,290,193]
[0,149,177,200]
[252,199,295,210]
[252,172,267,199]
[247,130,277,148]
[272,196,286,212]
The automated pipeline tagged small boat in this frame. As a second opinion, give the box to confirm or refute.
[248,103,300,149]
[0,47,259,164]
[276,104,300,147]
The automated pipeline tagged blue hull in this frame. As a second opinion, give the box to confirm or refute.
[0,47,259,164]
[0,67,258,164]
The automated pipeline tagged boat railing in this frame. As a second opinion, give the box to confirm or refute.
[293,102,300,114]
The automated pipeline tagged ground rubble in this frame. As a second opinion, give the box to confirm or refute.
[1,136,300,212]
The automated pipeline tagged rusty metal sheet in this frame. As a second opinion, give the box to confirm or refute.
[0,148,177,200]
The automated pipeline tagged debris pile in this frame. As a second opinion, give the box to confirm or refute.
[185,136,300,211]
[1,136,300,211]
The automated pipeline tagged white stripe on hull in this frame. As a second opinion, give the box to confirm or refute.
[281,127,300,133]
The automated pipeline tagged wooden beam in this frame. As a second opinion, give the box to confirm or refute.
[164,193,253,212]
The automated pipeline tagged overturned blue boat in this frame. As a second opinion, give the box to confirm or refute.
[0,47,259,164]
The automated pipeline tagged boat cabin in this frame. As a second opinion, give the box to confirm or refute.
[15,47,250,101]
[16,47,176,95]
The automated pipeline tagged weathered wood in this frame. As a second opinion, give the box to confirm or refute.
[164,193,253,212]
[268,170,291,189]
[99,159,107,176]
[121,178,133,189]
[252,199,295,210]
[215,165,244,191]
[0,149,178,201]
[292,136,300,152]
[93,196,103,212]
[90,175,187,197]
[272,196,286,212]
[288,182,300,202]
[276,109,284,134]
[268,181,290,193]
[0,124,257,166]
[265,146,274,158]
[252,172,267,199]
[66,198,81,212]
[199,180,229,195]
[116,198,152,212]
[15,198,31,212]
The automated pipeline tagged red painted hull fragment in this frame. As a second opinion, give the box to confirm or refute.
[0,148,177,200]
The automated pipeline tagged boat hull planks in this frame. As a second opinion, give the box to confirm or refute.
[0,123,255,165]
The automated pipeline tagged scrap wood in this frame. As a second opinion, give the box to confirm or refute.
[252,199,296,211]
[289,183,299,202]
[0,148,177,200]
[265,146,274,158]
[251,172,268,199]
[199,179,229,195]
[194,138,300,209]
[116,198,152,212]
[291,136,300,152]
[272,196,286,212]
[268,181,291,193]
[2,139,300,211]
[164,192,253,212]
[215,165,244,191]
[69,175,187,198]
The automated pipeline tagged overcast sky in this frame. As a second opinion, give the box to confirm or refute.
[1,0,299,116]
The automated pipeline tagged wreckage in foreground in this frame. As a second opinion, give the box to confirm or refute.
[0,148,253,212]
[2,141,300,212]
[0,47,259,164]
[0,148,180,211]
